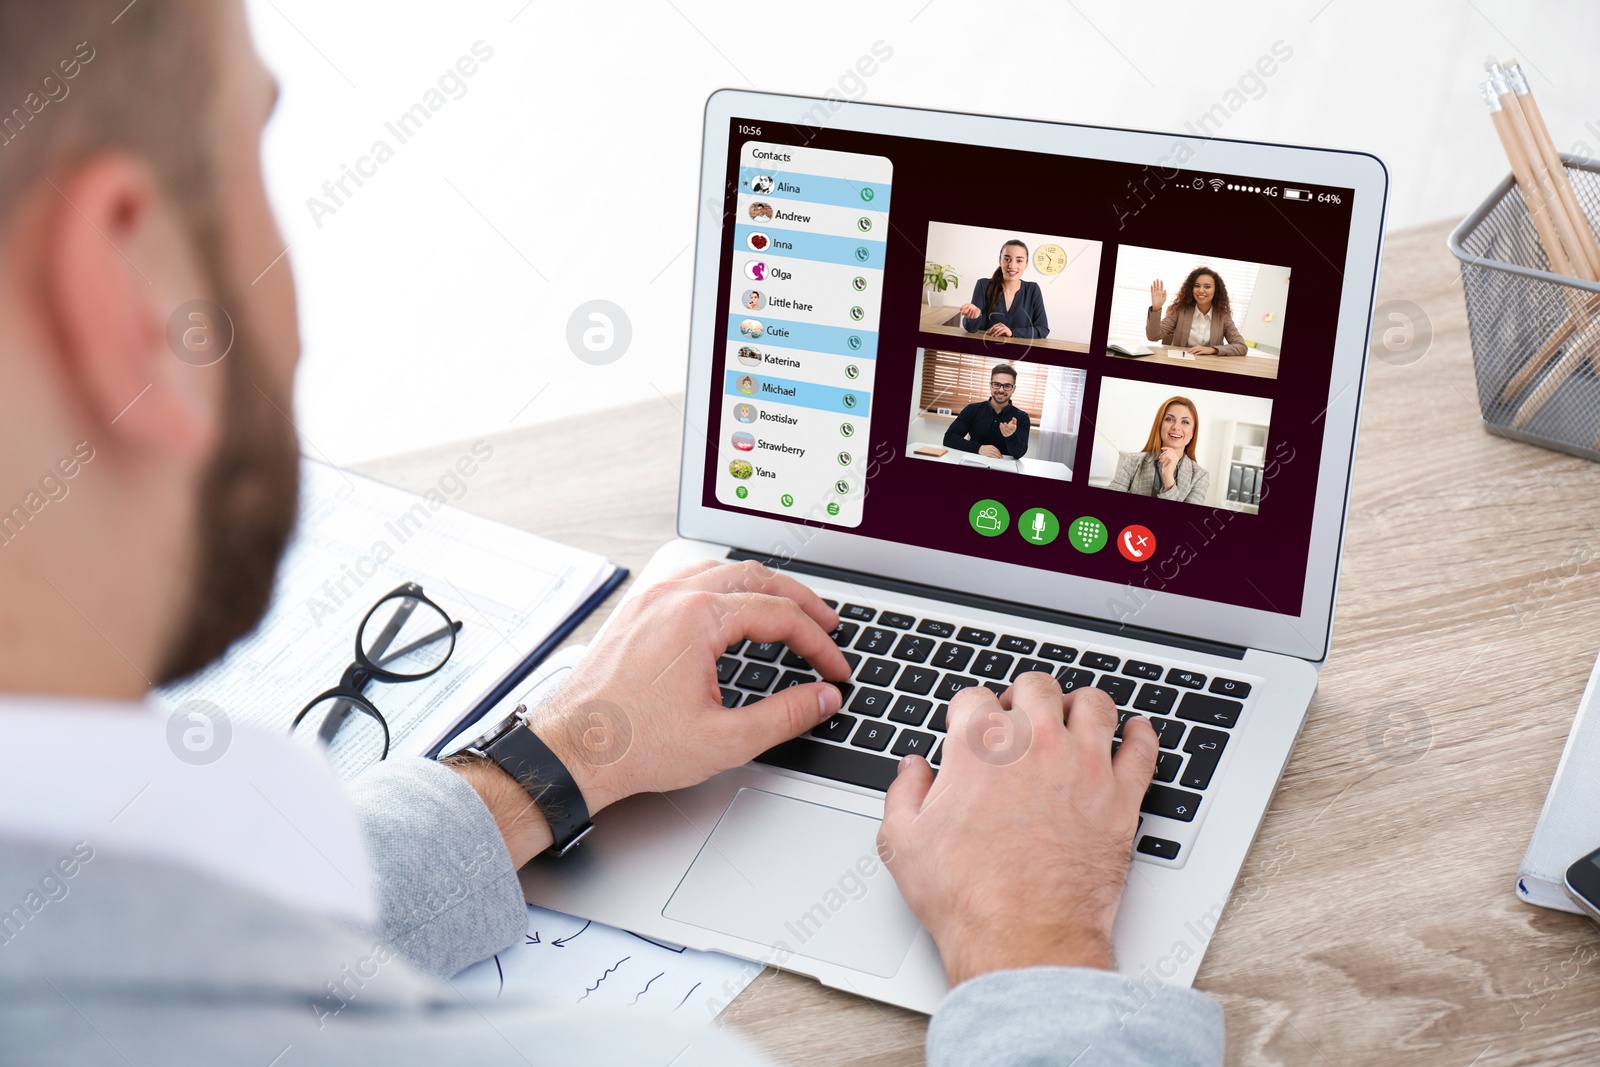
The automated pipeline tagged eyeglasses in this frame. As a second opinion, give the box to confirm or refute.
[290,582,462,761]
[991,381,1016,391]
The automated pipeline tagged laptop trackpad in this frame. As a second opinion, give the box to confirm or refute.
[663,787,921,978]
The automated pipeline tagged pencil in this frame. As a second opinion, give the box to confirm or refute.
[1482,80,1573,279]
[1484,80,1596,401]
[1509,312,1600,430]
[1488,62,1592,281]
[1504,61,1600,276]
[1500,58,1600,434]
[1481,62,1600,424]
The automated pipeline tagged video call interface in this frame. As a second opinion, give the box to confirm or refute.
[700,117,1358,615]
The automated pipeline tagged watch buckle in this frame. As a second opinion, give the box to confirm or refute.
[547,821,594,857]
[461,703,529,758]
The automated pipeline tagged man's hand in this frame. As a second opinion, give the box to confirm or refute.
[978,445,1003,458]
[454,561,849,867]
[536,560,847,807]
[998,418,1017,438]
[877,674,1158,987]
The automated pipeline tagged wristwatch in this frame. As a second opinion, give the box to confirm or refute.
[442,704,594,856]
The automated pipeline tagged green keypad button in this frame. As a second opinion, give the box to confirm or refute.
[1067,516,1107,553]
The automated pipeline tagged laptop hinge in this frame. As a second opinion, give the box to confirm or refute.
[727,549,1248,661]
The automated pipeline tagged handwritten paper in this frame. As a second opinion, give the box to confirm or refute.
[449,903,762,1025]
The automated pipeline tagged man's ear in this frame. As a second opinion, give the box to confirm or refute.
[42,153,220,457]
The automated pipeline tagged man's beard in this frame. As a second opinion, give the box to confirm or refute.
[154,275,300,686]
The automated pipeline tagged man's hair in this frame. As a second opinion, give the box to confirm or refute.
[0,3,299,686]
[991,364,1017,382]
[0,1,219,247]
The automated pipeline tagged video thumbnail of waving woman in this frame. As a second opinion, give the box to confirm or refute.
[1104,245,1291,382]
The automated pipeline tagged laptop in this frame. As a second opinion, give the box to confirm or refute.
[520,89,1387,1015]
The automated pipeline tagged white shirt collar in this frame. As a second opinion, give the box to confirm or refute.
[0,694,376,925]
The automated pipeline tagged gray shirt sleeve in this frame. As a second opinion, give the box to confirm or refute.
[928,966,1224,1066]
[346,757,528,979]
[348,764,1229,1066]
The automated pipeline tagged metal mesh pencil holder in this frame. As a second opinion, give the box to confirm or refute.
[1449,154,1600,461]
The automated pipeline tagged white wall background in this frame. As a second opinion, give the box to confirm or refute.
[923,223,1101,343]
[1089,377,1274,499]
[907,349,940,444]
[1242,265,1292,352]
[242,0,1600,466]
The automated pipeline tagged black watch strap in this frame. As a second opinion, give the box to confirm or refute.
[481,718,593,857]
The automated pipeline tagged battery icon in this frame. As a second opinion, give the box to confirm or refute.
[1283,188,1311,201]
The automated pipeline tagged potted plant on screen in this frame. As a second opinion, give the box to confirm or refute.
[923,262,960,306]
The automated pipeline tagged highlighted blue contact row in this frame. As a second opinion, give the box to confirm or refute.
[724,370,872,416]
[734,225,886,271]
[726,314,877,359]
[738,167,892,212]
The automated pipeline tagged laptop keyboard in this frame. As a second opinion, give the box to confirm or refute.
[723,599,1256,868]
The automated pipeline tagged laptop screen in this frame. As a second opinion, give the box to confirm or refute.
[697,114,1359,617]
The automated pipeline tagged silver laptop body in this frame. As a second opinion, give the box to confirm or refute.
[522,89,1387,1015]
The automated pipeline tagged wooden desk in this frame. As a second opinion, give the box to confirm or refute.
[919,302,1091,354]
[906,441,1073,481]
[357,218,1600,1065]
[1110,344,1282,380]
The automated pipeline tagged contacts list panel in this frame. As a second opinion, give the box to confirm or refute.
[714,140,893,528]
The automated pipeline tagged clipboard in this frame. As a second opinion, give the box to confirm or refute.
[424,566,629,758]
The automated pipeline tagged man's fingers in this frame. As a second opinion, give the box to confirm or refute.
[732,681,842,756]
[1113,714,1159,812]
[706,591,849,680]
[1004,671,1066,731]
[880,755,934,850]
[1063,686,1119,748]
[672,560,838,633]
[666,560,723,582]
[943,681,1001,740]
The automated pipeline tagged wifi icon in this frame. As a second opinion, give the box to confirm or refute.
[1208,178,1226,192]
